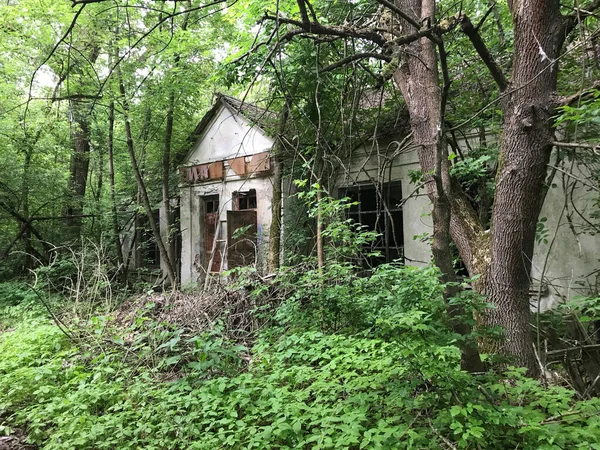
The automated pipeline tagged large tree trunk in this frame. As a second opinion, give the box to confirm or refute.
[484,0,563,374]
[64,101,91,233]
[62,47,100,236]
[392,0,483,373]
[389,0,569,375]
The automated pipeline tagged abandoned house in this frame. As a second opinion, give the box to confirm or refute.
[176,93,599,311]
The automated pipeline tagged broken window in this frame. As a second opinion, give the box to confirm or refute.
[234,189,257,210]
[227,210,257,268]
[339,182,404,266]
[205,196,219,213]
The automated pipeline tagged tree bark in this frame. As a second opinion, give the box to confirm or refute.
[484,0,563,375]
[107,98,125,272]
[162,89,177,279]
[392,0,483,373]
[63,46,101,236]
[268,98,292,273]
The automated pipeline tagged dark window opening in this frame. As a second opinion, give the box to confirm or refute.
[206,197,219,213]
[234,189,257,210]
[203,195,221,273]
[339,182,404,267]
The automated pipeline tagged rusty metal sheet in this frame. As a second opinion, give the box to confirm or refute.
[208,161,224,180]
[247,151,271,174]
[229,157,246,176]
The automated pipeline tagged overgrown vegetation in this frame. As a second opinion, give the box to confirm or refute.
[1,0,600,447]
[3,263,600,449]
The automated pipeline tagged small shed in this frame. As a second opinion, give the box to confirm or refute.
[179,94,276,284]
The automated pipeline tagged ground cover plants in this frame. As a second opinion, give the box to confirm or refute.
[2,263,600,450]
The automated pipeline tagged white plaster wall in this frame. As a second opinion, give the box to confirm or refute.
[186,105,274,165]
[180,174,274,285]
[531,163,600,310]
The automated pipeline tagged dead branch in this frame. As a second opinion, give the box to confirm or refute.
[556,79,600,107]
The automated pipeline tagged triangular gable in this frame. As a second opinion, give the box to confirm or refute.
[182,99,274,167]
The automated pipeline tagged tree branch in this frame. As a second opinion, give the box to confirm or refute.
[459,14,508,91]
[373,0,421,30]
[296,0,310,24]
[556,79,600,107]
[320,52,392,72]
[562,0,600,37]
[263,13,387,46]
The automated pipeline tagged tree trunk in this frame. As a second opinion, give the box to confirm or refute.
[63,47,100,236]
[268,98,292,273]
[21,147,34,270]
[116,64,177,286]
[107,98,125,272]
[484,0,563,375]
[64,101,91,234]
[160,5,190,284]
[162,90,176,278]
[392,0,483,373]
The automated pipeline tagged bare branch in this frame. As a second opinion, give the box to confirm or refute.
[320,52,391,72]
[562,0,600,37]
[263,12,387,46]
[459,14,508,91]
[552,141,600,155]
[556,79,600,107]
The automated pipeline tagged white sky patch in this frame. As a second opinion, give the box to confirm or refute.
[135,67,151,79]
[213,43,231,62]
[30,64,57,95]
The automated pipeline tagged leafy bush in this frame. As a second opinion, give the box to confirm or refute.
[2,268,600,449]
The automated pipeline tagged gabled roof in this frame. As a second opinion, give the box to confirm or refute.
[188,93,276,144]
[177,93,276,166]
[178,93,277,167]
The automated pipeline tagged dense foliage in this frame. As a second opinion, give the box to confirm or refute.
[2,268,600,450]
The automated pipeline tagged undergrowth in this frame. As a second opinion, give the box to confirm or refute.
[1,265,600,449]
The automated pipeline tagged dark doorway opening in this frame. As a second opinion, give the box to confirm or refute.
[203,195,221,273]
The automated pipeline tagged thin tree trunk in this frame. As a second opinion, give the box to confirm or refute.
[107,98,125,271]
[162,90,176,275]
[316,188,324,270]
[268,98,292,273]
[116,64,177,286]
[161,6,190,284]
[21,147,33,269]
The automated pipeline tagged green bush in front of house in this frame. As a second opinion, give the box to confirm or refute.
[2,267,600,450]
